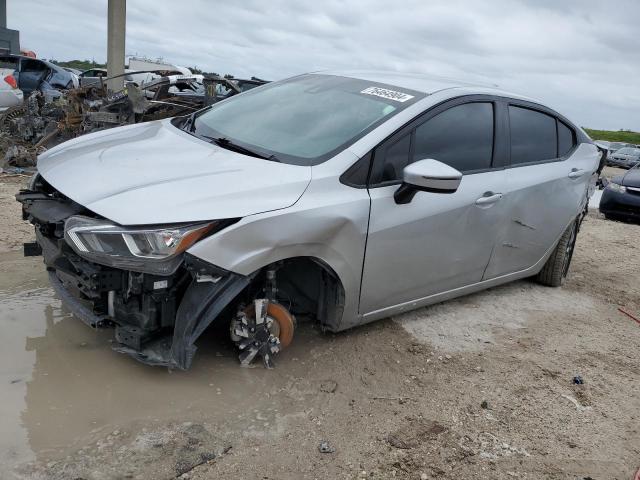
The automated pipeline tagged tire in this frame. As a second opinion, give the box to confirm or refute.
[536,219,578,287]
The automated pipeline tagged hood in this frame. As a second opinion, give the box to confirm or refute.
[620,169,640,188]
[37,120,312,225]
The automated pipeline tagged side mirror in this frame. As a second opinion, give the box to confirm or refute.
[394,159,462,204]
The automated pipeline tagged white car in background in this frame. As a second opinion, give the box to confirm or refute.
[0,68,23,111]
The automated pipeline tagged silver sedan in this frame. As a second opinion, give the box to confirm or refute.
[18,71,600,369]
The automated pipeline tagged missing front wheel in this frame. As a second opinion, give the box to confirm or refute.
[230,299,295,368]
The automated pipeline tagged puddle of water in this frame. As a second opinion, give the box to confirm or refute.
[0,254,325,472]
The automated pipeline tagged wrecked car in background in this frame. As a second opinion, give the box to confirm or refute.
[0,73,267,168]
[0,54,78,97]
[17,71,600,370]
[607,146,640,169]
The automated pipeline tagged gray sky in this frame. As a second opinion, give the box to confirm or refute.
[8,0,640,131]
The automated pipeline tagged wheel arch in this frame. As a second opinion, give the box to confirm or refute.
[239,255,348,331]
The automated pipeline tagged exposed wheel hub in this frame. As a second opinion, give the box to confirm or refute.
[230,299,295,368]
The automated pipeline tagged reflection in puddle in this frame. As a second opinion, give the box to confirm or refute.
[0,272,323,473]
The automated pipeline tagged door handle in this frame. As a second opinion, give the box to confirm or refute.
[475,192,503,205]
[568,169,586,179]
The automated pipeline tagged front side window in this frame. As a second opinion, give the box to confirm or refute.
[509,106,557,164]
[191,74,424,166]
[413,102,494,172]
[373,101,494,184]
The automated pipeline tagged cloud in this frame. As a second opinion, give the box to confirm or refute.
[7,0,640,130]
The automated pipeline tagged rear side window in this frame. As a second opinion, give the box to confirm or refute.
[413,102,494,172]
[557,121,576,157]
[509,106,557,164]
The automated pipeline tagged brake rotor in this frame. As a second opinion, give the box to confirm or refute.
[230,299,295,368]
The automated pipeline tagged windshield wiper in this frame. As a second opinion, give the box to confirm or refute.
[183,112,197,132]
[199,135,279,162]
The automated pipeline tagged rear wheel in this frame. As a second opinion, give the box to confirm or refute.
[536,219,578,287]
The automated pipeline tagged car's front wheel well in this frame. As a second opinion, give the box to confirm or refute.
[237,257,346,331]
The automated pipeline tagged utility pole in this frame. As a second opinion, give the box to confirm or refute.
[106,0,126,92]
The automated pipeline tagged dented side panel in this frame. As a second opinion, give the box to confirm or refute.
[483,143,600,279]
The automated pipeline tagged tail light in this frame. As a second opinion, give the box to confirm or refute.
[4,75,17,89]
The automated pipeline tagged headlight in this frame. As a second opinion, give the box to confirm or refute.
[64,215,218,275]
[608,182,627,193]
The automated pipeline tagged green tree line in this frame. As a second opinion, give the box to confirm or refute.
[584,128,640,144]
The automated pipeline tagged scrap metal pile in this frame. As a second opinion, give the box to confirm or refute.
[0,74,268,169]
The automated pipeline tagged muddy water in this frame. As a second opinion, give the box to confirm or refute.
[0,251,325,472]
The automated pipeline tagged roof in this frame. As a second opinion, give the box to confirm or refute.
[0,54,61,70]
[317,69,536,102]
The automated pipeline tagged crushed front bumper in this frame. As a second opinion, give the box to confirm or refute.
[17,181,249,370]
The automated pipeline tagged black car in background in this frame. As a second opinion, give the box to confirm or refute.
[600,164,640,221]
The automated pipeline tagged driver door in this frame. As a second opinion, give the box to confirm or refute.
[359,98,508,315]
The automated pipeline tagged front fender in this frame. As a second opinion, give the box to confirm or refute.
[186,177,371,331]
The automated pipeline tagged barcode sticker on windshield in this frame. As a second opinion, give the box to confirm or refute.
[361,87,414,103]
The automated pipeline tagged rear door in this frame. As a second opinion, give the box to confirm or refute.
[359,97,509,315]
[483,101,592,278]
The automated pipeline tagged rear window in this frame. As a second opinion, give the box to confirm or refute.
[509,106,557,165]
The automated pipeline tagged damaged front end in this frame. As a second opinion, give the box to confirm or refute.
[16,175,248,370]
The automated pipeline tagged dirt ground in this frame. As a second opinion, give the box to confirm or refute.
[0,170,638,480]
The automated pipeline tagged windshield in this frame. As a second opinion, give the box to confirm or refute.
[191,74,424,166]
